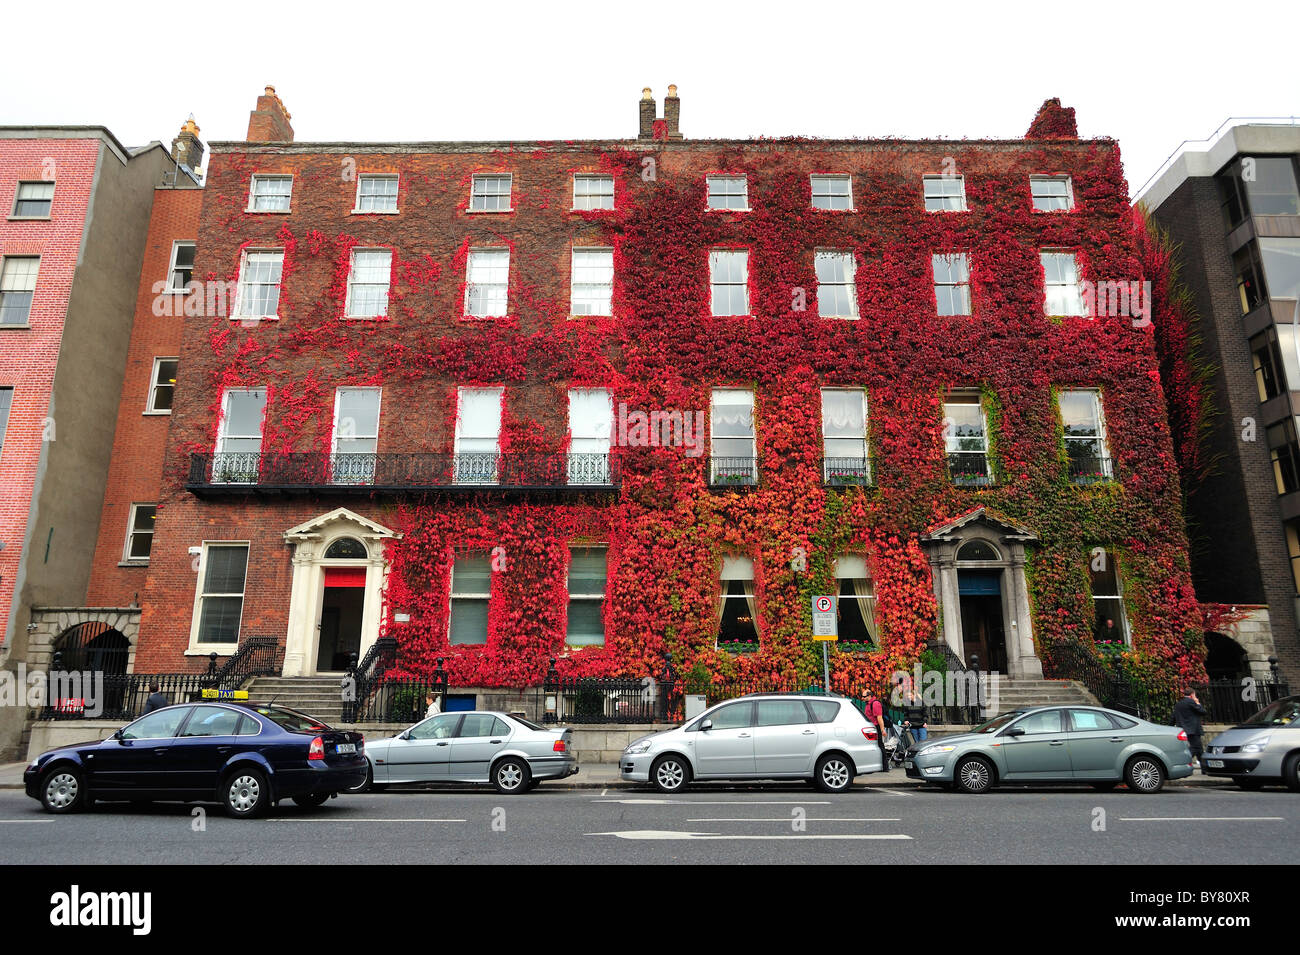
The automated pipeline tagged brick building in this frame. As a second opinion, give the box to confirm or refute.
[0,126,185,756]
[1139,121,1300,685]
[132,88,1205,706]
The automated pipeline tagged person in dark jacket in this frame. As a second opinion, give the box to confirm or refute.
[142,683,168,714]
[1172,688,1207,772]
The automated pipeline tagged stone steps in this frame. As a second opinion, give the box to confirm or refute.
[245,676,348,720]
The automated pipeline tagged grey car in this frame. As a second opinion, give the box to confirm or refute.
[1203,695,1300,790]
[352,711,578,794]
[620,694,885,793]
[905,705,1194,794]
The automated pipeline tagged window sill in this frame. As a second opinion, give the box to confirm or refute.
[350,209,400,215]
[7,215,51,222]
[184,646,238,656]
[0,323,32,330]
[466,208,514,214]
[245,208,291,214]
[341,314,387,321]
[706,207,751,213]
[117,561,149,568]
[230,315,280,323]
[143,409,172,416]
[570,207,615,213]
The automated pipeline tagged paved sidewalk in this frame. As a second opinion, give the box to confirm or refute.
[1,759,1231,792]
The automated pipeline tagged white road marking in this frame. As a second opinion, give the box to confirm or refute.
[687,817,901,823]
[1119,816,1285,822]
[594,799,832,805]
[600,789,607,796]
[859,787,911,797]
[587,830,912,841]
[265,818,467,823]
[0,819,52,824]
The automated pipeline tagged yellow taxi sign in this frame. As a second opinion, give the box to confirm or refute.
[201,688,249,700]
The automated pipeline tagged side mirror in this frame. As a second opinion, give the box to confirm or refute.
[111,729,124,741]
[1005,726,1026,738]
[700,719,713,732]
[399,731,412,740]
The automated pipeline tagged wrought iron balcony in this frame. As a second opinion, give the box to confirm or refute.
[708,456,758,488]
[1066,449,1114,485]
[187,452,619,495]
[948,452,995,488]
[821,456,873,487]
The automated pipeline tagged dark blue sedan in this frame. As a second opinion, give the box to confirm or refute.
[24,702,367,818]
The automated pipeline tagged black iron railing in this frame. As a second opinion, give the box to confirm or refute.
[207,635,281,687]
[948,452,995,488]
[821,456,873,487]
[342,636,399,722]
[708,457,758,487]
[1066,448,1114,485]
[187,452,619,493]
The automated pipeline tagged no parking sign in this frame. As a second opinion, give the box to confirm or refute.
[811,595,838,641]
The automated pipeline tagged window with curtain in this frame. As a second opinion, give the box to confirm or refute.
[213,389,266,484]
[923,175,967,212]
[571,248,614,316]
[566,547,608,646]
[718,556,758,649]
[567,389,612,485]
[1088,548,1128,644]
[233,250,284,318]
[454,387,502,485]
[1041,250,1085,316]
[933,253,971,316]
[1059,389,1112,483]
[345,249,392,317]
[816,251,858,318]
[449,555,491,645]
[835,555,877,644]
[465,249,510,317]
[332,388,381,484]
[709,250,749,316]
[249,175,292,212]
[821,388,869,484]
[944,389,992,486]
[710,389,756,485]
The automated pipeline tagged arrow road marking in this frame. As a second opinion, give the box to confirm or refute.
[587,830,912,841]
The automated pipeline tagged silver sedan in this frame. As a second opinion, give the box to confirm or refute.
[352,711,578,794]
[1203,695,1300,790]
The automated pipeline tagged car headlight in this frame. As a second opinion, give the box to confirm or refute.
[918,744,956,756]
[625,741,654,755]
[28,758,40,768]
[1241,736,1271,753]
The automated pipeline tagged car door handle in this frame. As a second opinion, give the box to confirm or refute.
[1049,741,1065,746]
[153,749,167,757]
[436,742,449,746]
[490,740,503,744]
[1109,737,1124,742]
[216,746,232,754]
[738,733,751,738]
[802,730,815,735]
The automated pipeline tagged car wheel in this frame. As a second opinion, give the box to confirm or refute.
[292,792,330,809]
[651,754,690,794]
[814,753,854,793]
[954,756,995,794]
[1091,782,1118,791]
[1235,778,1264,791]
[40,766,86,813]
[492,757,531,795]
[223,768,271,818]
[344,763,373,794]
[1125,756,1165,794]
[1284,754,1300,793]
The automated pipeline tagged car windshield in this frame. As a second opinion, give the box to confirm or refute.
[974,712,1020,734]
[1243,698,1300,727]
[252,705,331,733]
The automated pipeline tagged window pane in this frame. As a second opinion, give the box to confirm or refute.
[204,545,248,593]
[449,599,488,644]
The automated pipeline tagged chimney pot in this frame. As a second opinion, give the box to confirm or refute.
[667,85,678,97]
[641,87,653,101]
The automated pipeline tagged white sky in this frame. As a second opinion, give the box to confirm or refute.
[2,0,1297,199]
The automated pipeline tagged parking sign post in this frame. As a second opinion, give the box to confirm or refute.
[812,595,837,692]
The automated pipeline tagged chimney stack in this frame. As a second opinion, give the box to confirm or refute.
[171,114,204,171]
[663,85,682,140]
[638,88,656,140]
[246,85,294,142]
[637,85,683,141]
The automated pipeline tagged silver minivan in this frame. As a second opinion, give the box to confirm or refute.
[1204,695,1300,790]
[619,694,884,793]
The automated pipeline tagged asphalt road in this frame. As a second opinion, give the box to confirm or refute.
[0,783,1294,864]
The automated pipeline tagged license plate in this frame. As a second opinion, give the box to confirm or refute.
[903,760,914,770]
[1206,759,1224,768]
[336,743,356,754]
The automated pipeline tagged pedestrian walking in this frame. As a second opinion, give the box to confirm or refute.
[1172,687,1207,772]
[142,683,168,714]
[864,690,889,770]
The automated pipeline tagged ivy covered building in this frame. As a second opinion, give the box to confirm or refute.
[133,87,1205,701]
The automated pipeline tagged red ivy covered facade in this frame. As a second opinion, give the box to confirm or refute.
[134,94,1205,696]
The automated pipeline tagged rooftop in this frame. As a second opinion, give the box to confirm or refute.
[1135,117,1300,209]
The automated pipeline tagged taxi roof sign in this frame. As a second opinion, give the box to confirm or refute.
[200,689,249,700]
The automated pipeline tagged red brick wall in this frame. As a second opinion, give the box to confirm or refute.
[85,186,201,606]
[0,139,99,644]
